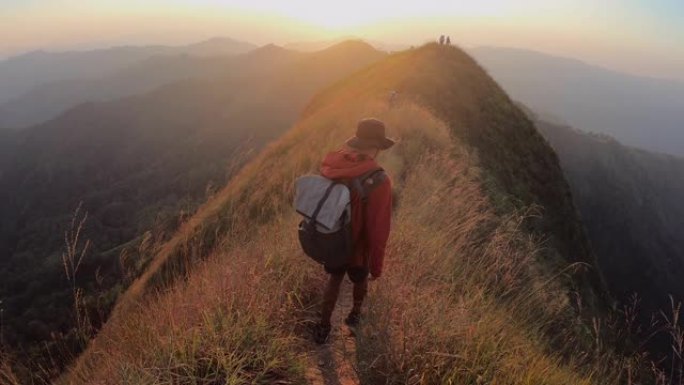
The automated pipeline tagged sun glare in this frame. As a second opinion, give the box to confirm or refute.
[189,0,520,30]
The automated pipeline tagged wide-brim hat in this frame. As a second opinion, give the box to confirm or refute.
[345,118,396,150]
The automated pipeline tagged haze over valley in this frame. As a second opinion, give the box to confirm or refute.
[1,1,683,384]
[471,47,684,157]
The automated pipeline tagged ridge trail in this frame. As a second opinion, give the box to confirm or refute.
[305,280,361,385]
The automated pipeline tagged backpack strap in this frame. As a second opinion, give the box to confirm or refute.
[309,181,340,226]
[351,168,386,271]
[351,168,386,203]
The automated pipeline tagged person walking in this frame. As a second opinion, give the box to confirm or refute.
[313,118,394,344]
[388,90,398,108]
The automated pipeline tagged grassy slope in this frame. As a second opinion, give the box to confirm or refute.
[59,44,623,384]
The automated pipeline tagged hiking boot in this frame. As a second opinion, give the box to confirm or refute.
[313,323,331,344]
[344,311,361,327]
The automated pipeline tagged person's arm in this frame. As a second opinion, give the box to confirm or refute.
[365,177,392,278]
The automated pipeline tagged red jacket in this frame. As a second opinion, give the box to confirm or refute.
[320,149,392,277]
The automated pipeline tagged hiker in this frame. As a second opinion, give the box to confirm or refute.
[388,90,398,108]
[446,36,451,45]
[313,118,394,343]
[439,35,445,45]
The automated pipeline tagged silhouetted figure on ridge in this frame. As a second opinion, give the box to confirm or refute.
[446,36,451,45]
[439,35,445,45]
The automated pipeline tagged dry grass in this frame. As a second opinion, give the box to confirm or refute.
[65,217,315,384]
[1,354,21,385]
[355,144,617,385]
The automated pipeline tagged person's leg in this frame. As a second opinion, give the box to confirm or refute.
[320,272,345,326]
[351,277,368,315]
[345,267,369,326]
[315,271,345,343]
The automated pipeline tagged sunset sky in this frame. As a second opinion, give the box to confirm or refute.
[2,0,683,79]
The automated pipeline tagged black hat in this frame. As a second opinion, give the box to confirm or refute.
[345,118,396,150]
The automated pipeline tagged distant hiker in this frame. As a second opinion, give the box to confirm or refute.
[294,118,394,344]
[439,35,445,45]
[446,36,451,45]
[388,90,398,108]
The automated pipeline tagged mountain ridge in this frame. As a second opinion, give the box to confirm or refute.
[0,41,386,129]
[472,46,684,83]
[0,43,304,129]
[470,46,684,156]
[0,37,257,110]
[59,43,621,385]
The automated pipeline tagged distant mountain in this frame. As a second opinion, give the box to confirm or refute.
[0,41,384,373]
[0,43,296,129]
[0,37,256,107]
[175,37,256,57]
[470,47,684,157]
[285,37,409,53]
[537,119,684,317]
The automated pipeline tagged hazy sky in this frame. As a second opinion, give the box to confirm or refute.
[2,0,683,79]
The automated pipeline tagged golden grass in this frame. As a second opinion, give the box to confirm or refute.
[61,98,634,384]
[65,218,313,384]
[355,147,614,385]
[1,354,21,385]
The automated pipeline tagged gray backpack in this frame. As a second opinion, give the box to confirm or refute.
[294,169,384,269]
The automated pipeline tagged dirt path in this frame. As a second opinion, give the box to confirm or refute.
[305,279,361,385]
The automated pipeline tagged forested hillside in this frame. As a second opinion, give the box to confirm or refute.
[538,121,684,319]
[0,41,384,379]
[0,129,16,170]
[56,43,640,385]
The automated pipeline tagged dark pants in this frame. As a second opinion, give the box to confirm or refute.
[320,267,368,326]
